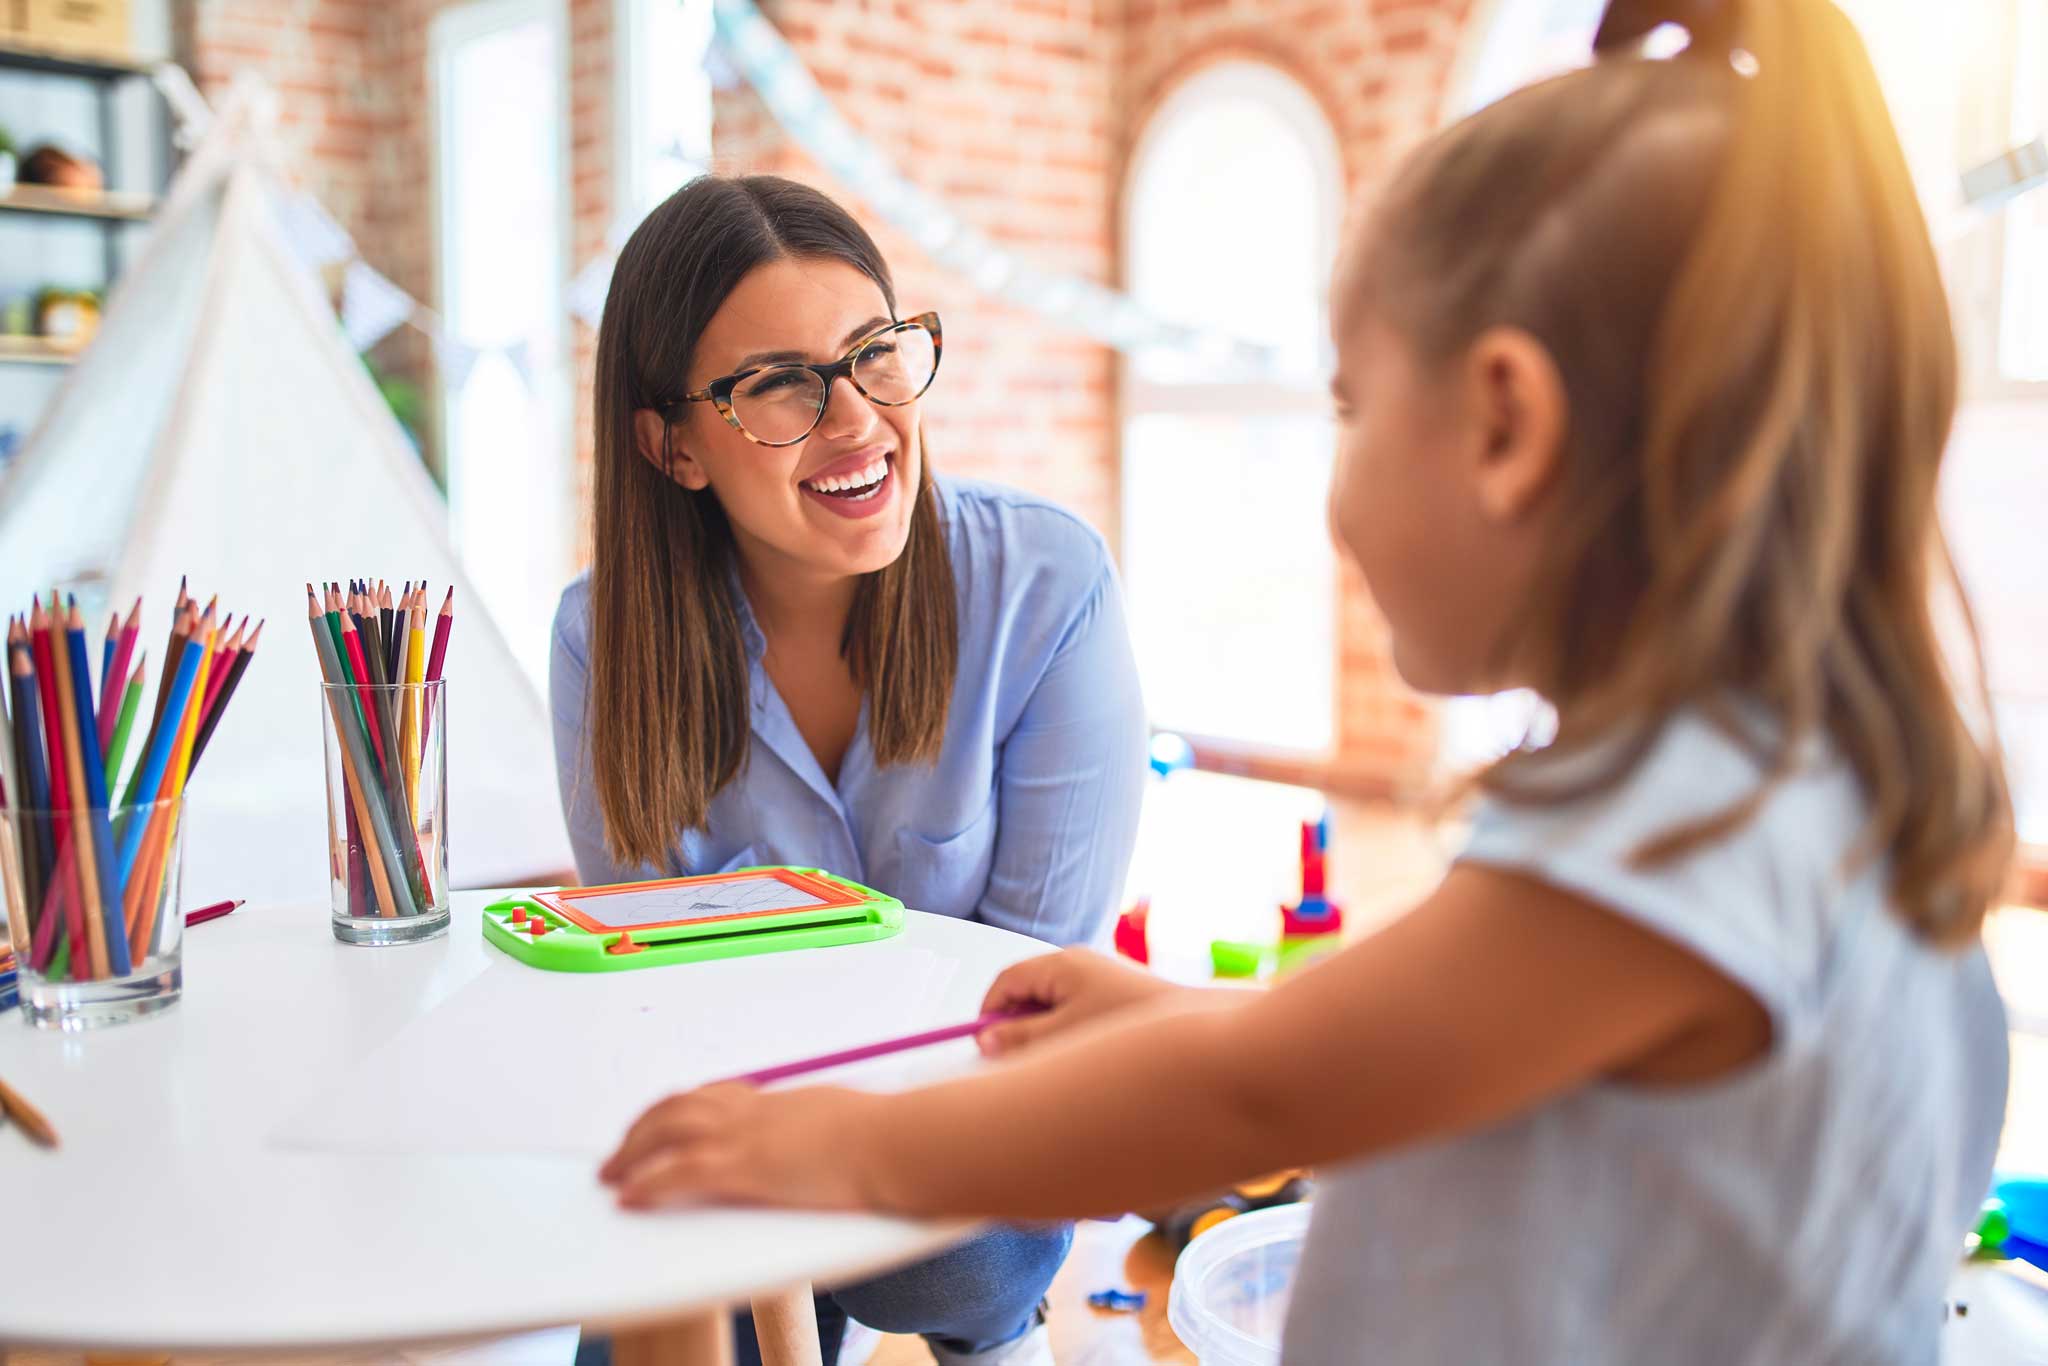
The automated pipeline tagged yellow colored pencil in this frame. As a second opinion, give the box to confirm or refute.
[403,597,427,824]
[129,609,216,959]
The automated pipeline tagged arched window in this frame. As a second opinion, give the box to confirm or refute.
[1121,61,1343,753]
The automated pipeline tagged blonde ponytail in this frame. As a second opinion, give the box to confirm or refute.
[1361,0,2013,943]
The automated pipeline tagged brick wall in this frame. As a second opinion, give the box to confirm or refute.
[173,0,613,491]
[709,0,1123,528]
[178,0,1470,794]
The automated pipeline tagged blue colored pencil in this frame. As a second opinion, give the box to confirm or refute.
[65,603,130,977]
[115,619,205,886]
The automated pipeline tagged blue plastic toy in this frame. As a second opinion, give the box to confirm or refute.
[1088,1288,1147,1313]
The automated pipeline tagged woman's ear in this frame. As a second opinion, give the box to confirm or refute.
[634,408,713,491]
[1464,327,1566,524]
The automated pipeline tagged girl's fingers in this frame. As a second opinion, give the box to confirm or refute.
[600,1086,740,1181]
[976,1009,1067,1057]
[977,954,1067,1017]
[615,1143,737,1208]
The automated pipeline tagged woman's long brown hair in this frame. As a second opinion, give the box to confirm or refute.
[1367,0,2012,943]
[588,176,957,868]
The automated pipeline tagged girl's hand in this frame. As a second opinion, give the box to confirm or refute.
[599,1083,875,1211]
[976,947,1183,1057]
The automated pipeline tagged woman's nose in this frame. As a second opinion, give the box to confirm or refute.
[816,373,877,442]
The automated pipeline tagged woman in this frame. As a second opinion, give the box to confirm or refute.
[553,174,1149,1364]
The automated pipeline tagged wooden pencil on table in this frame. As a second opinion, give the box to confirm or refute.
[0,1071,57,1148]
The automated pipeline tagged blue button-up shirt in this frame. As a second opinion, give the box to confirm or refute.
[549,479,1149,948]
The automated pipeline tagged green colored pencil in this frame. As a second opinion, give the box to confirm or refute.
[102,652,146,791]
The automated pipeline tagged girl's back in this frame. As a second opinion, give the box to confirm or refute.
[1286,711,2007,1362]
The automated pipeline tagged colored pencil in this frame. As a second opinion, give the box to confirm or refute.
[0,1071,57,1148]
[185,899,242,927]
[26,604,79,975]
[197,618,243,734]
[48,605,111,979]
[0,625,22,954]
[308,590,407,917]
[8,625,50,917]
[103,651,146,792]
[401,599,427,823]
[127,608,216,961]
[379,583,397,676]
[115,615,205,884]
[420,587,453,753]
[64,603,131,977]
[188,622,257,770]
[148,579,191,741]
[341,611,426,908]
[725,1006,1047,1087]
[97,613,116,722]
[98,599,139,755]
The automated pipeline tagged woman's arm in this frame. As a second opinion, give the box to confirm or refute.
[603,864,1768,1217]
[973,557,1149,946]
[550,611,658,886]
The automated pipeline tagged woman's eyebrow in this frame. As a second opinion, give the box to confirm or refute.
[733,316,893,370]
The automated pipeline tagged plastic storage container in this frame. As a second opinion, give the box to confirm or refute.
[1168,1202,1311,1365]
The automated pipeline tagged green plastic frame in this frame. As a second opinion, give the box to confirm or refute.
[483,866,904,972]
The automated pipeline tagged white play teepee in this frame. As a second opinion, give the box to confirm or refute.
[0,86,574,908]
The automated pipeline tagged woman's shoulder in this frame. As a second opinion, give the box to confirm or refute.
[936,477,1113,606]
[551,574,594,666]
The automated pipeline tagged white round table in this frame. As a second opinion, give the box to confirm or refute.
[0,892,1047,1358]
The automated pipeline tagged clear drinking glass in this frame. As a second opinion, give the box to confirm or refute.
[1,795,184,1030]
[320,679,449,945]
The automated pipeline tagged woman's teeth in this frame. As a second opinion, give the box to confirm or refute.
[805,457,889,498]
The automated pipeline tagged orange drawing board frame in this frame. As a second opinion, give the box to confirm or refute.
[534,867,867,936]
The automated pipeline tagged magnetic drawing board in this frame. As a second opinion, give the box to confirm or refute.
[483,866,903,972]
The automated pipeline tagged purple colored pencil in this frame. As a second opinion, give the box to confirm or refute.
[726,1005,1046,1087]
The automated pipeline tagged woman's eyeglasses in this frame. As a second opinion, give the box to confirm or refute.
[667,312,943,447]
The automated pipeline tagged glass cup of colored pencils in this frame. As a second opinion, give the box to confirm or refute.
[1,796,186,1029]
[1,587,253,1028]
[313,583,450,944]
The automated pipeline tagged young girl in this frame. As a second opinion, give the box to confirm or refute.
[555,176,1148,1363]
[598,2,2014,1360]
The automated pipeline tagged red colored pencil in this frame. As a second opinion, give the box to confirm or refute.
[185,899,242,927]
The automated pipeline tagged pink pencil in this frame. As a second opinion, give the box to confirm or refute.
[725,1005,1045,1087]
[97,599,139,751]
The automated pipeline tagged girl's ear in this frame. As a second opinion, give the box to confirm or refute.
[634,408,713,491]
[1465,326,1567,524]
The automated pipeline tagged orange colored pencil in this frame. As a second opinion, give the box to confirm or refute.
[43,605,107,980]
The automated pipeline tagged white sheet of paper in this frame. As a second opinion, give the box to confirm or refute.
[269,945,969,1159]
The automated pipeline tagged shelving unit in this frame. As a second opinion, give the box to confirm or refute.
[0,39,170,369]
[0,334,76,366]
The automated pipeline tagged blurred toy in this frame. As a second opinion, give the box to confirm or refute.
[0,126,16,193]
[1087,1288,1147,1313]
[1154,1170,1313,1253]
[19,144,104,193]
[1281,813,1343,937]
[1115,897,1150,965]
[1209,938,1272,978]
[1986,1174,2048,1273]
[35,287,101,349]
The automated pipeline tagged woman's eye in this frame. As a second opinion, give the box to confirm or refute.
[745,370,808,397]
[857,341,898,364]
